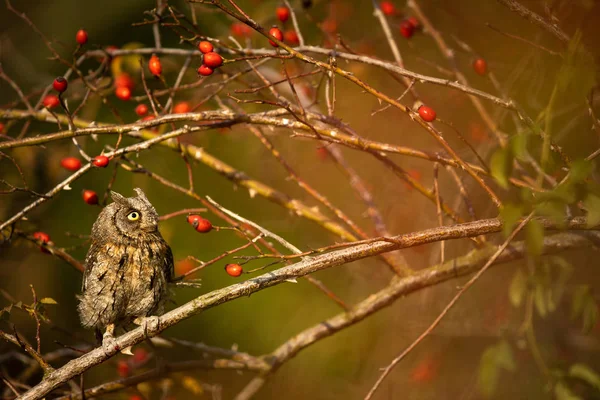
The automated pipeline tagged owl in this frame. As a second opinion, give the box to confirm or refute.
[78,188,173,348]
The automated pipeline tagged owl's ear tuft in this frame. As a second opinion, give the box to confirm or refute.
[134,188,150,204]
[110,191,128,205]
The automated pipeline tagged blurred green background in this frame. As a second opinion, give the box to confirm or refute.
[1,0,600,399]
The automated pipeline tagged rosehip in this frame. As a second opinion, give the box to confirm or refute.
[33,231,51,253]
[115,86,131,101]
[198,65,214,76]
[53,77,68,93]
[400,20,414,38]
[407,16,420,29]
[173,102,191,114]
[114,73,134,90]
[231,22,252,38]
[187,214,212,233]
[92,155,109,168]
[203,52,223,68]
[473,58,487,75]
[133,348,148,364]
[75,29,88,45]
[60,157,82,171]
[225,263,243,277]
[148,55,162,76]
[198,41,214,54]
[42,94,60,109]
[268,27,284,47]
[135,104,149,116]
[116,360,130,378]
[0,123,4,134]
[276,6,290,22]
[418,105,436,122]
[380,1,395,15]
[82,190,99,205]
[284,30,299,45]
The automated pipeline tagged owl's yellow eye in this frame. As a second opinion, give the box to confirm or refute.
[127,211,140,221]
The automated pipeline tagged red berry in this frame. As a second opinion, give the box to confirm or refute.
[135,104,149,116]
[198,41,214,54]
[284,30,299,45]
[268,27,284,47]
[75,29,88,45]
[225,263,243,277]
[60,157,82,171]
[142,115,156,122]
[129,396,143,400]
[33,231,51,253]
[53,77,68,93]
[473,58,487,75]
[32,231,50,243]
[418,105,436,122]
[82,190,99,205]
[42,94,60,109]
[148,55,162,76]
[276,6,290,23]
[231,22,253,38]
[187,214,212,233]
[115,86,131,101]
[380,1,395,15]
[173,102,191,114]
[407,16,420,29]
[176,259,195,276]
[92,155,109,168]
[0,123,4,134]
[114,73,134,90]
[203,52,223,68]
[197,65,214,76]
[116,360,130,378]
[400,20,414,38]
[133,348,148,364]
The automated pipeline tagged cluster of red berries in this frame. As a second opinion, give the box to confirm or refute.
[187,214,213,233]
[272,5,300,46]
[114,72,134,101]
[399,17,420,39]
[197,41,223,77]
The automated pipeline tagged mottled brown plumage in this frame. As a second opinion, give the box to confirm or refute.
[78,188,173,344]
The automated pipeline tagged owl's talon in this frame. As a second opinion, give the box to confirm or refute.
[101,333,119,355]
[134,316,161,338]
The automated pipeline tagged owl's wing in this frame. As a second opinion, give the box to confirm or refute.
[81,241,104,292]
[164,245,174,282]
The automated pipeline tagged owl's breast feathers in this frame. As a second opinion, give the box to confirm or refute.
[78,236,173,329]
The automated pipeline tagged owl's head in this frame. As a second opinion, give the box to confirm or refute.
[100,188,160,240]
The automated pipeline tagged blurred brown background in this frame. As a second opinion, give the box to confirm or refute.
[1,0,600,399]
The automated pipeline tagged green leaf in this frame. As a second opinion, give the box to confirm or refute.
[477,340,516,397]
[39,297,58,305]
[583,194,600,228]
[494,340,516,371]
[571,285,590,320]
[534,284,548,317]
[569,363,600,390]
[568,159,594,184]
[525,219,544,258]
[510,133,529,161]
[500,203,524,238]
[555,381,583,400]
[509,268,527,308]
[490,147,513,190]
[478,348,500,397]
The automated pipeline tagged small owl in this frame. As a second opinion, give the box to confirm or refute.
[78,188,173,346]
